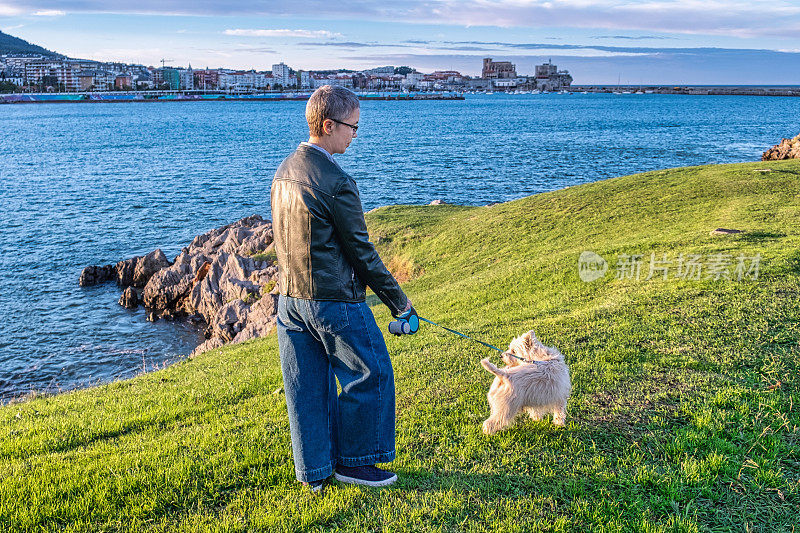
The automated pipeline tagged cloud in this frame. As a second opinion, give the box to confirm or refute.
[416,40,667,56]
[230,46,278,54]
[591,35,678,40]
[224,29,342,38]
[2,1,800,39]
[0,4,22,16]
[32,8,63,15]
[296,41,374,48]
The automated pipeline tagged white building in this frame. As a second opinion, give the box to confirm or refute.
[299,70,310,89]
[180,65,194,91]
[218,70,274,91]
[402,72,424,87]
[272,62,292,87]
[1,75,24,86]
[4,55,43,71]
[253,72,274,90]
[25,60,81,91]
[310,74,353,89]
[366,66,395,76]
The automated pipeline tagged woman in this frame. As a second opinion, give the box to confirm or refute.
[270,85,415,492]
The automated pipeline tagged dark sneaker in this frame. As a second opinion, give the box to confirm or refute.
[302,479,326,493]
[334,465,397,487]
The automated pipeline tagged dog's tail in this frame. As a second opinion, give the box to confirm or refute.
[481,358,509,380]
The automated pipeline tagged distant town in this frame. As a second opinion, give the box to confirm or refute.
[0,54,573,94]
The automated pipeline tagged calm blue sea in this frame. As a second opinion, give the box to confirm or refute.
[2,93,798,401]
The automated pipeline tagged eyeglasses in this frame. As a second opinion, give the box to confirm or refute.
[330,118,358,133]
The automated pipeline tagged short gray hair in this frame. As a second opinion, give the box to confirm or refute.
[305,85,360,137]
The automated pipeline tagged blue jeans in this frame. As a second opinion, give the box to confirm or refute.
[276,295,396,482]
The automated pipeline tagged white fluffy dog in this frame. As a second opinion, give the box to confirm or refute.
[480,330,571,434]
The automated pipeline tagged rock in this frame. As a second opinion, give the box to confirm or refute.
[119,287,139,309]
[231,294,278,345]
[133,249,171,288]
[762,134,800,160]
[116,256,141,287]
[429,199,448,205]
[142,266,193,313]
[710,228,744,235]
[190,337,224,358]
[79,264,115,286]
[212,299,250,342]
[93,215,280,357]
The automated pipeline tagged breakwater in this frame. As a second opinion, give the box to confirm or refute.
[0,91,464,104]
[571,85,800,97]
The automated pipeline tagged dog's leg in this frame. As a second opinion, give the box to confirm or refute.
[525,407,543,421]
[553,403,567,427]
[482,400,515,435]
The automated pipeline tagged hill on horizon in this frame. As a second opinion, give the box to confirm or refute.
[0,30,62,58]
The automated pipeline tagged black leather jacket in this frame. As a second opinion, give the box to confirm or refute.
[270,144,408,315]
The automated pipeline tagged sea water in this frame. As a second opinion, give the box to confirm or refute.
[2,93,798,400]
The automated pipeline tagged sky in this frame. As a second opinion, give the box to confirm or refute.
[1,1,800,84]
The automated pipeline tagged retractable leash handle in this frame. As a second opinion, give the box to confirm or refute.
[388,308,419,336]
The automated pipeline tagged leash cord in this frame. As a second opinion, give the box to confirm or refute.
[417,316,530,362]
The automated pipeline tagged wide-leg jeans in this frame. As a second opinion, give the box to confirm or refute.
[276,295,396,482]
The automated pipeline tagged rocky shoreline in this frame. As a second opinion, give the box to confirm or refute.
[80,215,279,357]
[762,133,800,160]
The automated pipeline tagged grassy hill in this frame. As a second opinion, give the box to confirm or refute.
[0,30,62,57]
[1,160,798,531]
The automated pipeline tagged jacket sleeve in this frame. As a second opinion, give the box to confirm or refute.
[332,176,408,316]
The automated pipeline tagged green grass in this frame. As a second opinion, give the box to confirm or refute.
[2,161,799,532]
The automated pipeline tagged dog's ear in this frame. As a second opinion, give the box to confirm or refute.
[523,331,537,351]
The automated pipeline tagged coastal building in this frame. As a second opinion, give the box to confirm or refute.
[77,71,97,91]
[114,75,132,90]
[482,58,516,79]
[254,72,274,89]
[151,68,165,88]
[3,55,43,71]
[217,70,274,92]
[310,73,353,89]
[366,65,395,76]
[534,60,572,91]
[133,71,153,89]
[272,62,292,87]
[298,70,310,89]
[402,71,424,88]
[466,78,491,90]
[428,70,465,83]
[24,59,81,91]
[162,68,180,90]
[0,71,24,86]
[194,69,219,90]
[179,65,194,91]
